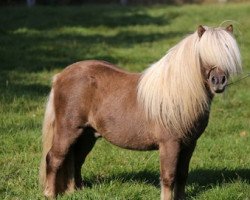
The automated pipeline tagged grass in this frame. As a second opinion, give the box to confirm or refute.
[0,3,249,200]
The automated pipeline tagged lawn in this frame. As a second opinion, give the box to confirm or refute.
[0,3,249,200]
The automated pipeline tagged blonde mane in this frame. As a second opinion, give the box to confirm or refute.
[137,26,242,136]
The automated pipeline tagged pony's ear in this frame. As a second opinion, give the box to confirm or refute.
[226,24,233,33]
[198,25,206,38]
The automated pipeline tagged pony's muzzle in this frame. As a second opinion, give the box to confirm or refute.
[209,74,227,93]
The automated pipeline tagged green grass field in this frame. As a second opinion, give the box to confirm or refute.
[0,3,249,200]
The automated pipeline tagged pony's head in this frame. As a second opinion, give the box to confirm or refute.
[197,25,242,93]
[138,24,242,136]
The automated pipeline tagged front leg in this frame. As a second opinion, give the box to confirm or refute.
[174,142,196,200]
[159,140,180,200]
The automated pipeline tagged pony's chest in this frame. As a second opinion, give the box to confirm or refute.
[185,112,210,141]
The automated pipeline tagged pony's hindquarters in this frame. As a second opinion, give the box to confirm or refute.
[39,86,76,196]
[39,67,100,197]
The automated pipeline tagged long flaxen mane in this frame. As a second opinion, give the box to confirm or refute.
[137,26,242,136]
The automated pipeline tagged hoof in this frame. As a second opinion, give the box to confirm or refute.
[44,187,55,199]
[66,183,75,194]
[75,180,85,190]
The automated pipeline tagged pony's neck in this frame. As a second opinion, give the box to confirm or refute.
[137,33,210,136]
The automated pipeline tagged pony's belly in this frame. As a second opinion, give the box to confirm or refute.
[99,130,159,151]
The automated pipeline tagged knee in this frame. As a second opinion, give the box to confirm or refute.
[161,172,175,188]
[46,150,64,172]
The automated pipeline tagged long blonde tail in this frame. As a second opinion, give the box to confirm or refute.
[39,87,55,189]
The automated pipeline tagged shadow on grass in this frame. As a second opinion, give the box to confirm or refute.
[0,72,51,104]
[188,168,250,197]
[1,30,182,72]
[84,168,250,195]
[0,6,182,73]
[0,6,178,30]
[84,169,160,188]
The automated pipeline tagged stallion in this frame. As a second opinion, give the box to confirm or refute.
[40,25,242,199]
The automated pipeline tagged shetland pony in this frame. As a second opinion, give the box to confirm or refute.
[39,25,242,200]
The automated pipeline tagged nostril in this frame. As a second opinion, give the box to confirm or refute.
[211,76,217,84]
[221,76,227,85]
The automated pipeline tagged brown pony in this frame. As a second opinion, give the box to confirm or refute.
[39,25,242,200]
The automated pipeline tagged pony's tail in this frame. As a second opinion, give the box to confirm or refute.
[39,86,56,189]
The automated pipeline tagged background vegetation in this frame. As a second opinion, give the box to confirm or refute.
[2,0,250,6]
[0,3,249,200]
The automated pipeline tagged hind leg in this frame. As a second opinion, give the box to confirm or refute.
[44,125,83,198]
[74,127,97,189]
[55,145,76,195]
